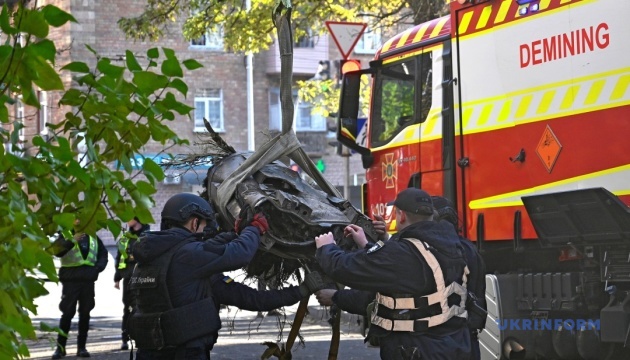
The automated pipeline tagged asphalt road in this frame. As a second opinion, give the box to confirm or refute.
[24,247,380,360]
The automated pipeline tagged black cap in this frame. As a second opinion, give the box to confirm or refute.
[387,188,434,215]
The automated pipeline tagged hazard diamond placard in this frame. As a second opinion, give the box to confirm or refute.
[536,125,562,173]
[325,21,367,60]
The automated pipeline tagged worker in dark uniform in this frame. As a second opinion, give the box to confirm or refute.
[49,225,108,359]
[114,217,150,350]
[315,188,471,360]
[129,193,325,360]
[431,196,487,360]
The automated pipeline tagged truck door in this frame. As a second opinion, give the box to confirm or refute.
[367,43,450,216]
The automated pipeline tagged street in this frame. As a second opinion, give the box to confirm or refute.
[25,248,379,359]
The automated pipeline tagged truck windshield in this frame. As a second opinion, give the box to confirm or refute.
[370,52,432,148]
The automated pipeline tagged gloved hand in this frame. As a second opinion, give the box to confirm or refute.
[234,205,269,235]
[249,213,269,234]
[298,271,327,297]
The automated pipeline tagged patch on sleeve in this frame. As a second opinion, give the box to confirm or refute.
[222,276,233,284]
[366,240,385,254]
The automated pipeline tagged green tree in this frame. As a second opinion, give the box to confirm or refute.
[0,3,201,358]
[118,0,449,54]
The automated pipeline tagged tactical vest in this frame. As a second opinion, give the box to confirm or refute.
[60,235,97,267]
[371,237,469,332]
[129,240,220,350]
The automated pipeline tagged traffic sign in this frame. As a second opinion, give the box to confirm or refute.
[325,21,367,60]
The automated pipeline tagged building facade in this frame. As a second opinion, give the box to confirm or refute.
[17,0,379,243]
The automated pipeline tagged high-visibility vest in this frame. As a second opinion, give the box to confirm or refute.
[371,238,469,332]
[117,234,132,270]
[60,234,98,267]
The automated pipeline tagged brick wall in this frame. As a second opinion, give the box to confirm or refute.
[39,0,368,244]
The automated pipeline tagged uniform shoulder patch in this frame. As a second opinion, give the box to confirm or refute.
[366,240,385,254]
[222,276,233,284]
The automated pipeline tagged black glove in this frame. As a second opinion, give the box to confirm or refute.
[298,271,327,297]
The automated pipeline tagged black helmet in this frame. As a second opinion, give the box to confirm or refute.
[161,193,216,227]
[431,196,459,229]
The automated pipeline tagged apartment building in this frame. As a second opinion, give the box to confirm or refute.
[13,0,380,242]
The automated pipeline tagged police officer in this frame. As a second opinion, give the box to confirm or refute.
[315,188,471,360]
[432,196,487,360]
[129,193,325,359]
[114,217,150,350]
[49,225,108,359]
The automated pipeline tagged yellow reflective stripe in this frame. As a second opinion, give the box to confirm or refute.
[412,23,431,43]
[515,94,533,119]
[469,165,630,210]
[536,90,555,114]
[396,27,415,49]
[560,85,580,110]
[476,5,493,30]
[584,79,605,105]
[610,74,630,101]
[477,104,493,126]
[460,68,630,135]
[431,18,448,38]
[458,11,474,35]
[495,0,512,24]
[539,0,552,10]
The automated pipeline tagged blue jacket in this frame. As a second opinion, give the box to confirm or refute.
[132,226,303,359]
[317,220,472,360]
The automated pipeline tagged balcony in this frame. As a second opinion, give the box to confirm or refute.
[265,35,329,76]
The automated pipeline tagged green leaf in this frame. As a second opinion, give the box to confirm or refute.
[0,6,16,35]
[20,9,49,38]
[125,50,142,72]
[161,58,183,77]
[30,57,64,91]
[162,47,176,60]
[52,213,75,229]
[41,5,77,27]
[61,61,90,73]
[96,58,125,78]
[142,158,165,181]
[182,59,203,71]
[132,71,169,94]
[146,47,159,59]
[168,78,188,96]
[28,39,57,64]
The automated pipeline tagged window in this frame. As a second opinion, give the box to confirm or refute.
[39,91,48,135]
[355,27,382,54]
[191,27,224,50]
[371,50,433,147]
[194,89,224,132]
[295,28,315,48]
[16,99,24,142]
[268,88,326,132]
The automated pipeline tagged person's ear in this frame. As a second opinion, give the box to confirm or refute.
[399,211,406,225]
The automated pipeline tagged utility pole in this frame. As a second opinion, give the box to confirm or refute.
[246,0,255,151]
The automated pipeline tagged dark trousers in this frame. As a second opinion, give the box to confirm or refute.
[121,276,135,342]
[56,281,96,350]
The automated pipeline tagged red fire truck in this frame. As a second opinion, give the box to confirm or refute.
[336,0,630,358]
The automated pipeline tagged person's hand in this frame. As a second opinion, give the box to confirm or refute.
[298,271,327,297]
[372,214,389,241]
[249,213,269,234]
[114,281,120,290]
[234,205,252,233]
[315,289,337,306]
[344,224,368,249]
[315,232,335,249]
